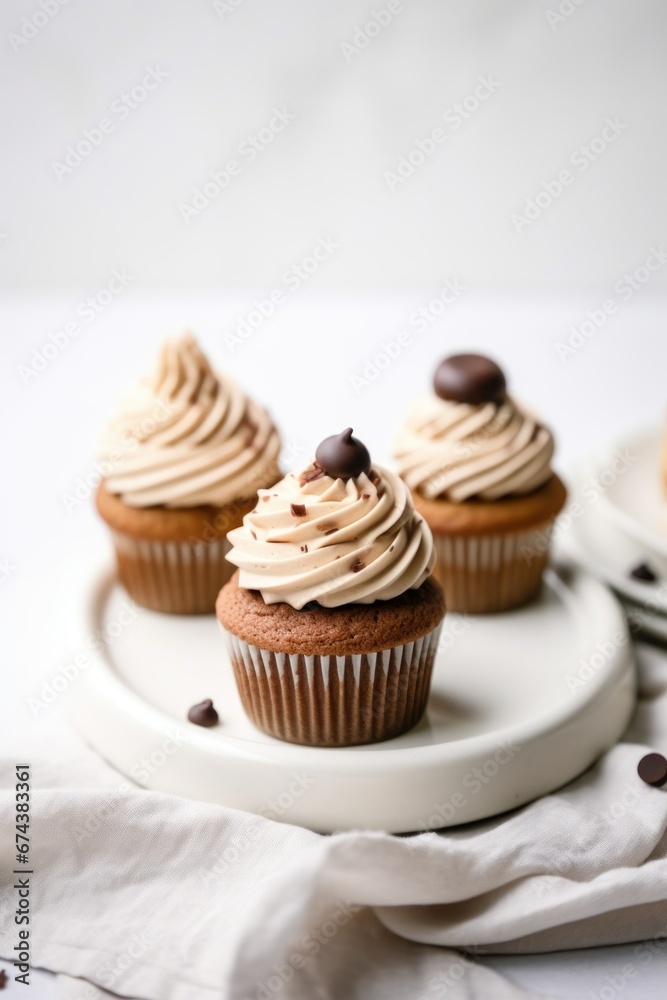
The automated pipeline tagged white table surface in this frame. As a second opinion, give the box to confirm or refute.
[2,292,667,998]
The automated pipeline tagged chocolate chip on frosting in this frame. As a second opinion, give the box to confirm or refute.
[187,699,219,727]
[351,558,365,573]
[290,503,307,517]
[434,353,506,405]
[315,429,371,480]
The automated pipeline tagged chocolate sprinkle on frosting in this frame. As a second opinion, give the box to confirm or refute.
[299,463,326,487]
[290,503,307,517]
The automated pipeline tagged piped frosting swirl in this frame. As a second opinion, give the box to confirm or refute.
[101,334,280,508]
[226,463,435,609]
[395,394,554,502]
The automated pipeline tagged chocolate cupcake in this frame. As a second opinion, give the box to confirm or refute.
[96,334,281,614]
[394,354,567,614]
[216,430,445,747]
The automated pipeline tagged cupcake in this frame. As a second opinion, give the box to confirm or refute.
[394,354,567,614]
[96,333,281,614]
[216,429,445,747]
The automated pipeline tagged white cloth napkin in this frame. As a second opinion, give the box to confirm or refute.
[2,642,667,1000]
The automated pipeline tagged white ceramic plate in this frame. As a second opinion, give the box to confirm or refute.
[557,474,667,615]
[595,427,667,578]
[66,561,635,833]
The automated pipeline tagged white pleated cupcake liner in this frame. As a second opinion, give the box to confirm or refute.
[432,524,553,614]
[112,531,233,614]
[222,623,443,747]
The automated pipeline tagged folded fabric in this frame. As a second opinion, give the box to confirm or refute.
[1,643,666,1000]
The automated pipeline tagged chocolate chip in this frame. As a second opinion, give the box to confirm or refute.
[362,493,371,500]
[351,558,365,573]
[434,353,506,405]
[630,563,658,583]
[299,463,325,486]
[315,428,371,480]
[187,699,219,728]
[638,753,667,787]
[290,503,307,517]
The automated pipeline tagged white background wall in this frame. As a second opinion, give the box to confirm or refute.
[1,0,666,291]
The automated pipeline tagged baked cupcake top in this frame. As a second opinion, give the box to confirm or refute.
[226,429,435,609]
[394,354,555,502]
[101,333,280,508]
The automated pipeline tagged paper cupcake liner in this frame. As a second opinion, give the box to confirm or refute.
[223,624,443,747]
[111,531,233,614]
[431,525,554,614]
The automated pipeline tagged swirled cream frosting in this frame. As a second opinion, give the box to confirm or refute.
[226,464,435,608]
[394,394,554,502]
[102,334,281,508]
